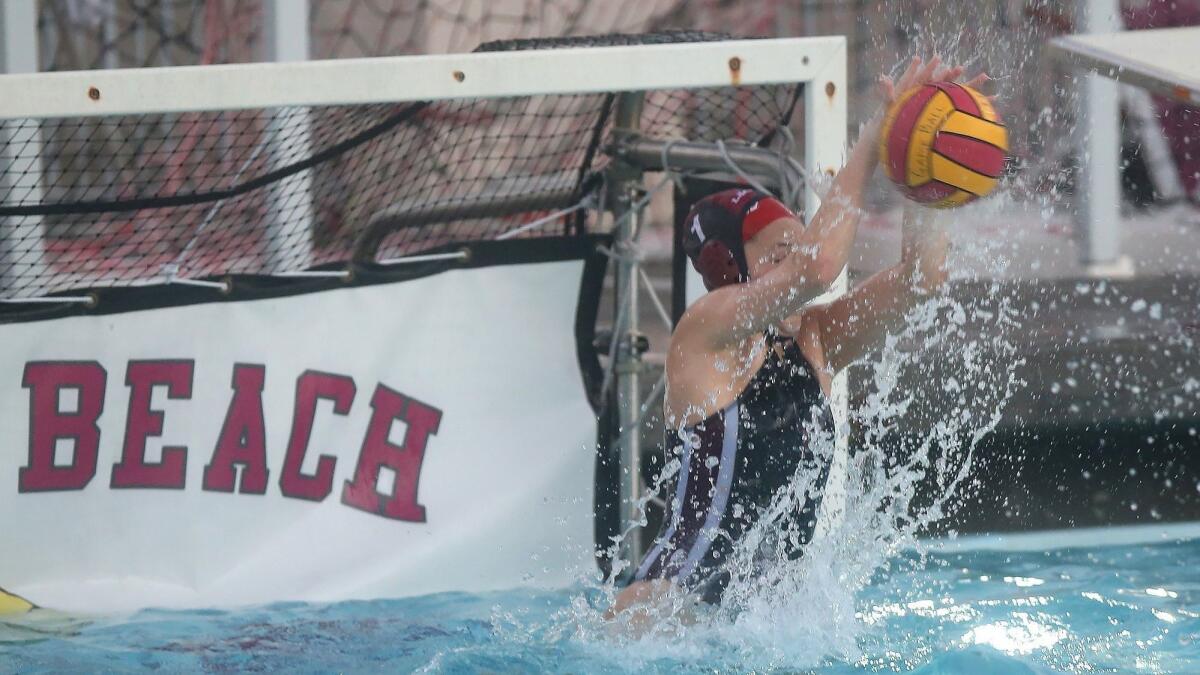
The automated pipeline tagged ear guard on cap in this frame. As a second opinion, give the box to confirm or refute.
[694,240,742,290]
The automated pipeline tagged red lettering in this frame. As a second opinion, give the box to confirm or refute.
[111,360,193,489]
[341,385,441,521]
[19,361,106,492]
[202,364,269,494]
[280,371,355,502]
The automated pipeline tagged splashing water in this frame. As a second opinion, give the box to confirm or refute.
[567,11,1093,663]
[554,9,1200,662]
[527,182,1029,670]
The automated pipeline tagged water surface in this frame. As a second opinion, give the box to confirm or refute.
[4,526,1198,673]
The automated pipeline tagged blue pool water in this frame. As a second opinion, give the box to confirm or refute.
[3,526,1198,673]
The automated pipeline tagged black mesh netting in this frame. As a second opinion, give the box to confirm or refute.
[0,31,799,300]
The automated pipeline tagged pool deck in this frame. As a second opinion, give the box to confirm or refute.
[924,520,1200,553]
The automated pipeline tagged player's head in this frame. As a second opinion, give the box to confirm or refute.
[681,188,801,291]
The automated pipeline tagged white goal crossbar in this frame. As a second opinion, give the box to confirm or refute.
[0,37,846,120]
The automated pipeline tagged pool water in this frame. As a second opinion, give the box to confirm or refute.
[3,526,1198,673]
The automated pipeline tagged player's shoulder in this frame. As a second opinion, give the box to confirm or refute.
[671,285,742,352]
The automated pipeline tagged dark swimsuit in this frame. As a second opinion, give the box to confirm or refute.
[634,333,834,603]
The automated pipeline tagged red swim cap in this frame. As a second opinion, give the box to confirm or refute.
[680,188,797,291]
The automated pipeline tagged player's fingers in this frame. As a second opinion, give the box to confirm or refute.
[965,73,990,89]
[879,76,896,101]
[898,56,921,88]
[918,55,941,83]
[926,65,955,82]
[935,65,964,83]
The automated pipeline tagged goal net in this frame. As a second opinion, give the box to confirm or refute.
[0,31,841,306]
[0,28,849,590]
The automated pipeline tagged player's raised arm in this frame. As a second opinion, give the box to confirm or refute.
[809,204,951,373]
[684,57,956,350]
[805,63,995,372]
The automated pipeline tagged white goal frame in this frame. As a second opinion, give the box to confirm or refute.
[0,36,849,574]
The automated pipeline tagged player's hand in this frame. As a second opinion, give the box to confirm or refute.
[879,55,989,105]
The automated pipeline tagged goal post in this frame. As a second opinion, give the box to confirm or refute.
[0,33,848,608]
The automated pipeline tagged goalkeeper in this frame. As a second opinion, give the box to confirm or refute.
[611,56,985,624]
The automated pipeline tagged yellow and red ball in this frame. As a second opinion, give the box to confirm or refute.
[880,82,1008,208]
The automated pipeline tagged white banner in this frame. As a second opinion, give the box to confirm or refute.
[0,261,597,613]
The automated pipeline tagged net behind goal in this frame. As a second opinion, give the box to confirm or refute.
[0,32,845,310]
